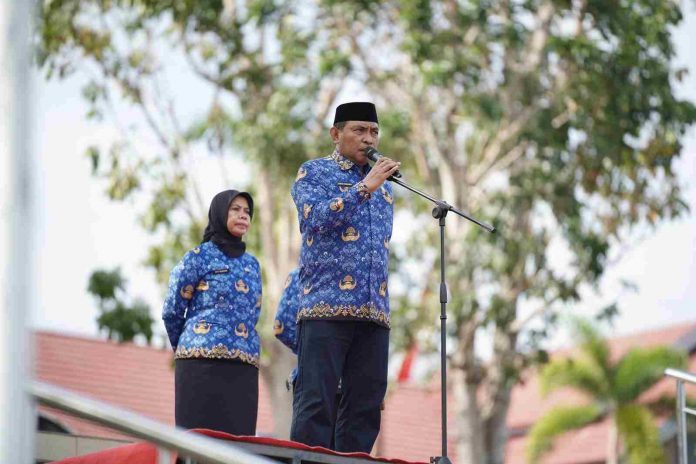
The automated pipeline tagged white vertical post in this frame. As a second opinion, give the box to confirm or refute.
[157,447,172,464]
[676,380,688,464]
[0,1,35,463]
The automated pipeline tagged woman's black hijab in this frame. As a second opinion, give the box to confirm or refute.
[202,190,254,258]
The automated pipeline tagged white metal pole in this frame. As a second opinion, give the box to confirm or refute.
[0,1,35,462]
[676,380,688,464]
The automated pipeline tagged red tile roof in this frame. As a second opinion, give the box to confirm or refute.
[505,417,611,464]
[375,383,457,462]
[33,321,696,463]
[507,322,696,431]
[376,322,696,464]
[33,331,275,438]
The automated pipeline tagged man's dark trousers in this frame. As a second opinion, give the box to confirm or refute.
[290,320,389,453]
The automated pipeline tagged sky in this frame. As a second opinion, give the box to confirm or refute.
[30,3,696,349]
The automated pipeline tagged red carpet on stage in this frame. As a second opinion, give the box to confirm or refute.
[54,441,161,464]
[195,429,428,463]
[54,429,428,464]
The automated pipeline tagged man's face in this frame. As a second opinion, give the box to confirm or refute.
[331,120,380,166]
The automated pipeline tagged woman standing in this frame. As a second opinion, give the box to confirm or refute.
[163,190,261,435]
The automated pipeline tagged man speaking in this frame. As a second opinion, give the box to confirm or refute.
[290,102,400,453]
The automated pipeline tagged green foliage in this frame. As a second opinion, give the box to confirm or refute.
[87,268,125,302]
[617,403,667,464]
[38,0,334,288]
[571,317,613,384]
[96,299,154,344]
[540,357,609,399]
[530,318,686,463]
[87,268,154,344]
[140,175,187,231]
[144,220,205,286]
[614,346,687,403]
[526,404,601,463]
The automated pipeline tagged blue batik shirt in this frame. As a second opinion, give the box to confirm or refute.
[162,241,262,367]
[291,149,394,328]
[273,268,301,354]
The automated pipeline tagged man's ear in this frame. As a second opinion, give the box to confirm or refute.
[329,126,340,144]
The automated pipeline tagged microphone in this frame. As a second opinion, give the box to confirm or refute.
[364,147,402,178]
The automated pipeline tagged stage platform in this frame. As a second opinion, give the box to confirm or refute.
[54,429,429,464]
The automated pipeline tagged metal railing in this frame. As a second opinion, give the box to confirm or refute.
[665,368,696,464]
[30,381,275,464]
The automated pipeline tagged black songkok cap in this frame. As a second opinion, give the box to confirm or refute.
[333,102,378,125]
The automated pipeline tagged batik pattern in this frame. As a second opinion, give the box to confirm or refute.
[291,150,393,328]
[162,241,262,367]
[273,268,301,354]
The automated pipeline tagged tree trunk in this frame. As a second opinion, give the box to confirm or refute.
[606,415,618,464]
[453,320,485,463]
[482,392,512,464]
[482,328,518,464]
[453,365,485,463]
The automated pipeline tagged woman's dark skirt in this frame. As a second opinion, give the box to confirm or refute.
[175,358,258,436]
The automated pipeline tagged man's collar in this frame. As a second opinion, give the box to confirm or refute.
[330,148,355,171]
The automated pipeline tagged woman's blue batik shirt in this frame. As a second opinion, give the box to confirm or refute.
[273,268,301,353]
[162,241,262,367]
[291,149,394,328]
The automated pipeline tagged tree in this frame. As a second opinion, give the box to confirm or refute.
[526,317,687,464]
[37,0,696,458]
[312,1,695,462]
[37,0,345,436]
[87,268,154,344]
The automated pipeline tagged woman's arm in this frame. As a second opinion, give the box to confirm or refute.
[162,250,200,351]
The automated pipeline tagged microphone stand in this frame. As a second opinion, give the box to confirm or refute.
[387,175,495,464]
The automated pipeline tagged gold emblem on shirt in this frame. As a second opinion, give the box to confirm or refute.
[379,281,388,297]
[330,198,344,212]
[273,319,284,335]
[381,187,393,204]
[303,204,312,219]
[342,227,360,242]
[180,284,194,300]
[193,321,211,334]
[196,280,209,291]
[339,275,357,291]
[303,284,313,295]
[235,279,249,294]
[296,167,307,181]
[331,151,354,170]
[235,323,249,339]
[306,235,314,247]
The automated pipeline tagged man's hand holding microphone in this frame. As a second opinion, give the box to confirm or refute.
[362,147,401,193]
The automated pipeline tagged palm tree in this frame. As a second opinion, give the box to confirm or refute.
[526,318,687,464]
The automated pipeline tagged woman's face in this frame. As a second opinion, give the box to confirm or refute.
[227,196,251,238]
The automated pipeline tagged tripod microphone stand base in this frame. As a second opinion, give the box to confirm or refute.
[430,456,453,464]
